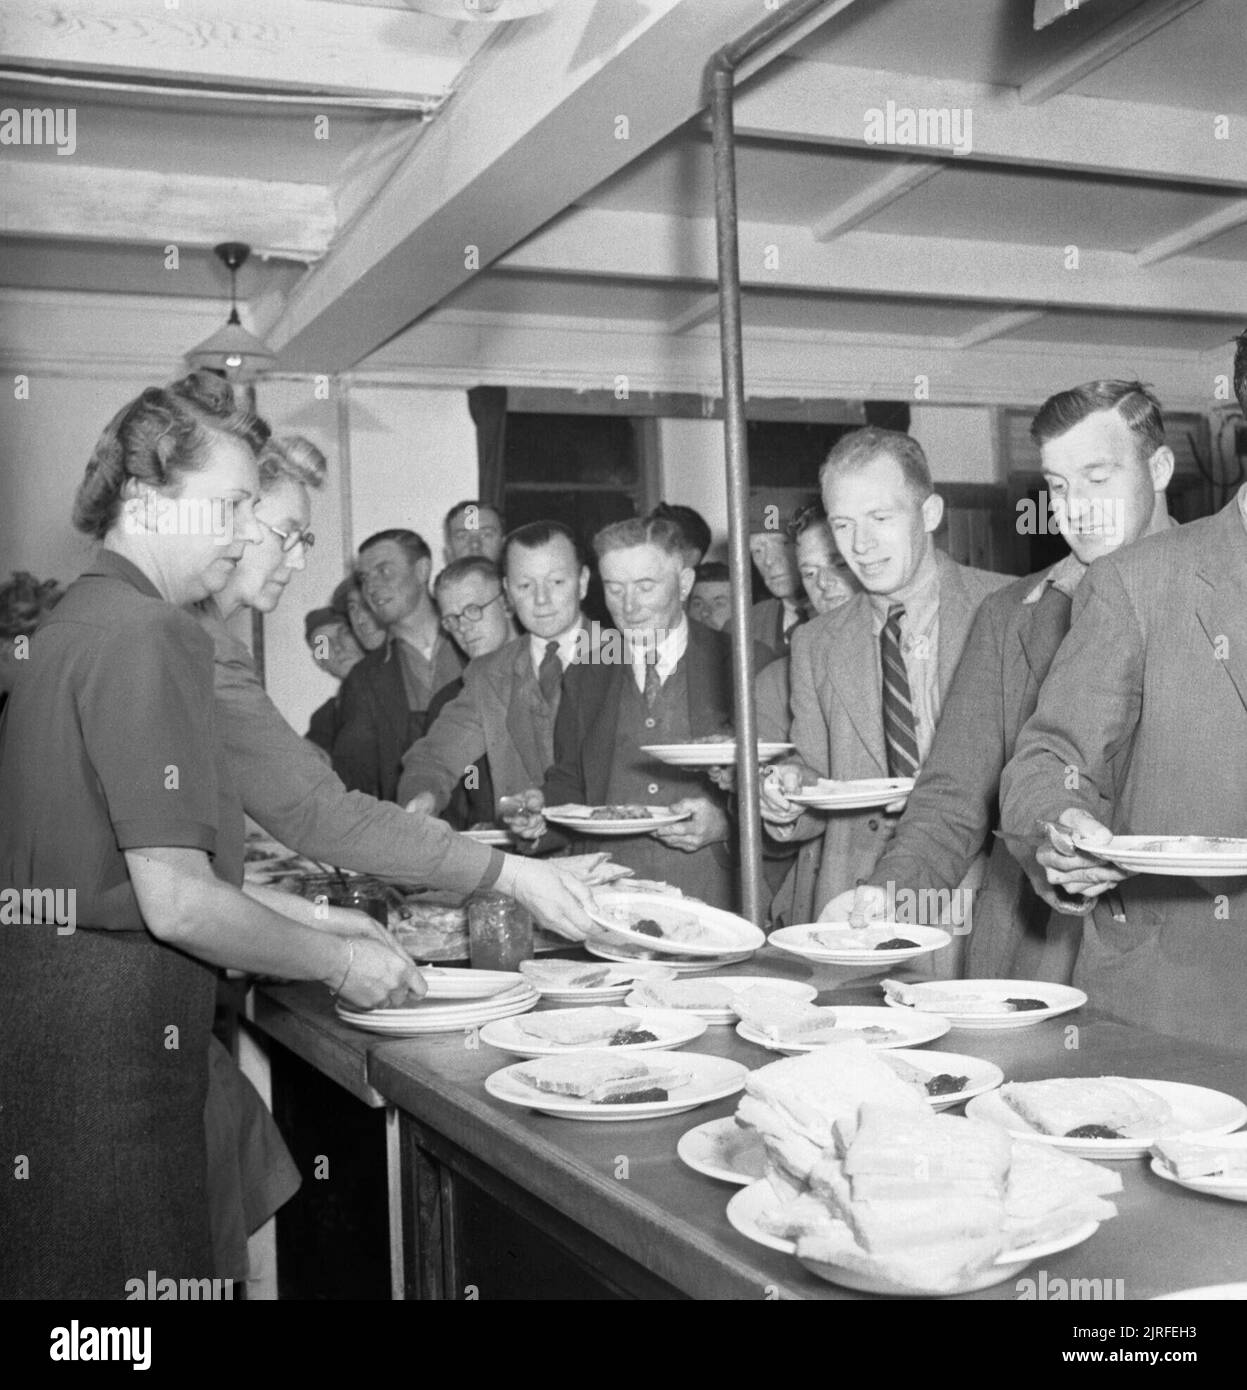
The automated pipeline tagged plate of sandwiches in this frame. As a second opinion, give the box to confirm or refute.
[478,1005,707,1057]
[484,1049,748,1120]
[881,977,1087,1029]
[544,804,692,836]
[679,1047,1004,1186]
[783,777,916,812]
[624,976,818,1025]
[967,1076,1247,1159]
[725,1103,1116,1297]
[586,940,755,975]
[734,998,950,1053]
[1071,833,1247,877]
[640,740,795,767]
[1150,1133,1247,1201]
[335,980,539,1036]
[587,889,766,957]
[518,958,677,1002]
[771,923,952,967]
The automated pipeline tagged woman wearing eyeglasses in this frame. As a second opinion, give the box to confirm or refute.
[0,376,422,1300]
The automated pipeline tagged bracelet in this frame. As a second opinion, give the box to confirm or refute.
[330,939,356,998]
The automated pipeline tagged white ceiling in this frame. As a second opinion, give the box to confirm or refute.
[3,0,1246,379]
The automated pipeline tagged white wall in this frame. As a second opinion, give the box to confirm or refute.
[908,406,1002,484]
[657,417,730,557]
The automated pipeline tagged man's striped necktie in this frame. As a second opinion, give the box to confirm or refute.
[880,603,920,779]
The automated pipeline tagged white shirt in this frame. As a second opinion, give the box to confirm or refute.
[528,621,582,680]
[628,616,689,694]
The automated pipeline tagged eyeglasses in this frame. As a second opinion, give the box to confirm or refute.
[260,519,315,553]
[440,590,504,631]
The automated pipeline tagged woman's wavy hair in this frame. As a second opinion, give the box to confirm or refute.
[258,434,327,492]
[72,370,270,539]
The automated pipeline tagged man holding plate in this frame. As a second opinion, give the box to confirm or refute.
[759,428,1009,948]
[503,516,773,909]
[1000,395,1247,1051]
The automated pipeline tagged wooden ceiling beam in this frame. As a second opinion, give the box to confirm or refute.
[0,0,476,101]
[811,159,943,241]
[731,59,1247,188]
[1134,200,1247,268]
[2,162,335,262]
[497,206,1247,317]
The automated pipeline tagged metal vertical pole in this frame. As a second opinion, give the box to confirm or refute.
[708,0,840,925]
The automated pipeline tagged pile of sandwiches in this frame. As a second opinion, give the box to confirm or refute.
[736,1044,1121,1294]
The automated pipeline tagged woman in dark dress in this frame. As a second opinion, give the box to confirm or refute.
[0,374,420,1300]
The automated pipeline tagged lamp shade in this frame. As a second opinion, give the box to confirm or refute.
[186,316,276,380]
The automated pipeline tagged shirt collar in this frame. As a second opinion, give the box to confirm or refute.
[629,615,689,679]
[529,616,584,672]
[868,548,940,635]
[87,547,166,601]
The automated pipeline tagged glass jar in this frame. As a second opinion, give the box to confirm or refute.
[467,891,534,971]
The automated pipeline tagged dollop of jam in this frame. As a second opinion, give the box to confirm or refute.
[875,937,920,950]
[609,1028,658,1046]
[597,1087,667,1104]
[631,919,664,938]
[1005,997,1048,1011]
[1065,1124,1123,1139]
[924,1073,971,1096]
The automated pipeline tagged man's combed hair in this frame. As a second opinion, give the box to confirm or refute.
[503,520,584,569]
[694,560,730,584]
[1030,380,1165,459]
[72,370,270,540]
[433,556,501,594]
[592,515,687,562]
[820,427,933,500]
[358,528,431,568]
[648,502,711,562]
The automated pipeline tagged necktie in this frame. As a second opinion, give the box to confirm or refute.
[538,639,562,703]
[643,651,662,709]
[880,604,920,779]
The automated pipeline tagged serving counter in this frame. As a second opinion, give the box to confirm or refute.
[245,950,1247,1301]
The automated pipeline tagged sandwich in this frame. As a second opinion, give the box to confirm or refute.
[812,927,921,952]
[1000,1077,1173,1139]
[735,1044,926,1196]
[734,998,900,1047]
[519,960,613,989]
[1151,1137,1247,1181]
[1003,1140,1121,1246]
[513,1007,644,1047]
[881,979,1049,1014]
[631,979,736,1011]
[511,1052,691,1103]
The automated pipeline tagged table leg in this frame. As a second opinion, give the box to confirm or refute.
[385,1105,405,1301]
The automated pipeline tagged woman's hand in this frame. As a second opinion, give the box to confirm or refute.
[498,856,594,941]
[332,935,426,1010]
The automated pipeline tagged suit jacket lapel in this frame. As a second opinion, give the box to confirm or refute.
[934,553,979,696]
[1017,584,1072,688]
[503,642,546,783]
[685,623,733,731]
[581,664,625,804]
[1195,504,1247,716]
[821,598,888,773]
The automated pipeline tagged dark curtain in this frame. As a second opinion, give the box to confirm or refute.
[467,386,508,512]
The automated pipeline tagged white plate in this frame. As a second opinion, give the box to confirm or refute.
[1149,1157,1247,1202]
[625,975,818,1025]
[586,941,755,975]
[545,805,692,836]
[967,1080,1247,1159]
[736,1005,950,1053]
[484,1049,748,1120]
[641,741,794,767]
[335,994,538,1036]
[785,777,915,811]
[418,967,525,1000]
[460,827,512,847]
[1072,833,1247,876]
[588,890,766,957]
[883,979,1087,1030]
[726,1181,1100,1296]
[884,1048,1005,1111]
[522,960,678,1002]
[678,1117,767,1185]
[771,923,952,967]
[478,1006,707,1057]
[1153,1284,1247,1300]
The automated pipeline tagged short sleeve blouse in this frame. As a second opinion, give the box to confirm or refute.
[0,549,243,930]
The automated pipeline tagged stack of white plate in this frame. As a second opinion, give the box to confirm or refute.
[335,972,538,1035]
[586,941,755,975]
